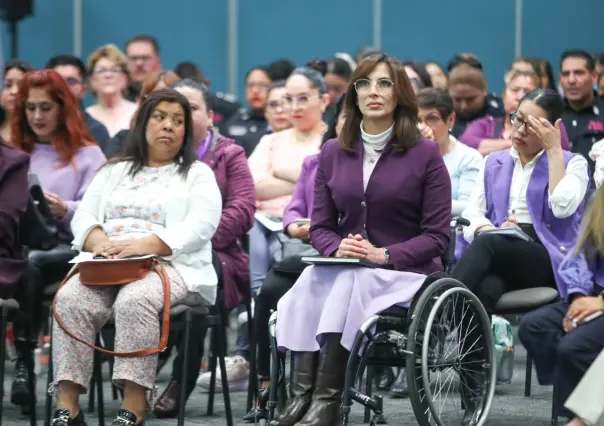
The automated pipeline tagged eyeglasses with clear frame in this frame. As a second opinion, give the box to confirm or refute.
[353,78,394,94]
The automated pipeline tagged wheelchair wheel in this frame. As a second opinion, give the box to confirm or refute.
[408,278,495,426]
[405,277,464,426]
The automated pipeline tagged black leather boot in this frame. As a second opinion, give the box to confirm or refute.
[375,367,395,391]
[51,408,87,426]
[11,339,35,408]
[389,368,409,398]
[297,334,349,425]
[152,379,194,419]
[269,351,318,426]
[460,370,485,426]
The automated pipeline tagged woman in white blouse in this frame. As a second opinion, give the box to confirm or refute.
[86,44,138,137]
[451,89,588,424]
[50,89,222,426]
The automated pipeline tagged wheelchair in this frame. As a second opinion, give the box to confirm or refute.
[255,217,496,426]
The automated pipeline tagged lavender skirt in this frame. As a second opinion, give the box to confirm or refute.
[275,265,427,352]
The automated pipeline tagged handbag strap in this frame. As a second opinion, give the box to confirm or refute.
[52,258,172,358]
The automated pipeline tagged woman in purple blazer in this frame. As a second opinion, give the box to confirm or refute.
[153,80,256,418]
[271,54,452,426]
[0,141,29,296]
[452,89,590,418]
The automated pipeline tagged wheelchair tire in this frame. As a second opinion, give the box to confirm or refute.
[405,277,467,426]
[421,286,495,426]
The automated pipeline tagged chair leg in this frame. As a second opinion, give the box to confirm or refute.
[217,319,234,426]
[88,374,95,413]
[178,310,192,426]
[94,335,105,426]
[44,317,54,426]
[0,306,9,426]
[206,325,218,416]
[364,366,374,423]
[245,299,257,412]
[27,334,37,426]
[524,353,532,397]
[551,384,558,426]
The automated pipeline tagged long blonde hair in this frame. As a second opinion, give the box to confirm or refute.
[577,186,604,254]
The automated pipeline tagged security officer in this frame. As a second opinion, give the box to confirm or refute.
[560,50,604,175]
[218,66,272,156]
[208,90,242,130]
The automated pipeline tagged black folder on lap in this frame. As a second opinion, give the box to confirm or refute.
[479,227,534,242]
[301,256,380,268]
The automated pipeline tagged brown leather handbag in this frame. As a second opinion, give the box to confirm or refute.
[52,256,171,357]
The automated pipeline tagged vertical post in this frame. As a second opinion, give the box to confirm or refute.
[8,20,17,59]
[227,0,239,96]
[514,0,523,58]
[73,0,83,57]
[372,0,382,50]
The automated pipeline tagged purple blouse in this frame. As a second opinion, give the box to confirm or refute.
[282,154,319,234]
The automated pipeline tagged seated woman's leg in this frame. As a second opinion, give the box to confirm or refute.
[52,275,116,422]
[12,244,74,405]
[112,264,188,424]
[453,233,555,314]
[256,268,298,379]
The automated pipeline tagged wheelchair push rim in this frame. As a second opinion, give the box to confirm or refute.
[421,286,496,426]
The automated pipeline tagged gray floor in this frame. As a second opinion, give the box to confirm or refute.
[3,343,558,425]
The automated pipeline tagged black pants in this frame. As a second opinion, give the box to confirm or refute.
[452,231,556,315]
[13,244,74,343]
[255,268,298,378]
[519,302,604,417]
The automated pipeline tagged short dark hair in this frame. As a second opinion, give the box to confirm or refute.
[4,59,34,75]
[114,89,195,177]
[174,61,209,86]
[416,88,454,120]
[340,54,420,154]
[595,53,604,67]
[322,94,346,144]
[269,80,287,93]
[267,59,295,81]
[126,34,160,55]
[447,54,483,72]
[327,57,354,79]
[171,78,211,110]
[45,55,87,79]
[560,49,595,72]
[402,61,433,89]
[289,67,327,94]
[519,88,564,125]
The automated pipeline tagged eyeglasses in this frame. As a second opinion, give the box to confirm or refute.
[353,78,394,94]
[64,77,83,87]
[246,82,271,91]
[510,112,528,129]
[127,55,153,63]
[266,100,286,111]
[418,113,443,126]
[93,67,122,76]
[284,94,319,109]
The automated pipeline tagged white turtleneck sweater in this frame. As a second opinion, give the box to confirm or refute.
[360,121,394,191]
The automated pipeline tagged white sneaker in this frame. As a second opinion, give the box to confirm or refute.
[237,300,255,325]
[196,355,250,392]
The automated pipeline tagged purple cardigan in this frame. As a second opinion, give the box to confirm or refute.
[310,138,451,273]
[282,154,319,234]
[0,144,29,291]
[459,115,570,151]
[200,130,256,310]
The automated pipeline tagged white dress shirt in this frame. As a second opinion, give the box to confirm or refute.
[461,149,589,243]
[360,121,393,191]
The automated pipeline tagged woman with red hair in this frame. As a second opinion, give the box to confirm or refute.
[9,69,106,411]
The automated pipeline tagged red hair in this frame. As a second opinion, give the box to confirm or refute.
[11,70,95,164]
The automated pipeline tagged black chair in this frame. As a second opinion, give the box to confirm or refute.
[0,298,36,426]
[44,253,235,426]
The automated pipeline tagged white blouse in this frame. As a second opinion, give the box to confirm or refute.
[360,121,393,191]
[461,148,589,243]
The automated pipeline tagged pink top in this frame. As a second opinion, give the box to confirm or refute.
[248,128,322,218]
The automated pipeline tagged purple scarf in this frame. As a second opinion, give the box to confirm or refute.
[196,132,212,160]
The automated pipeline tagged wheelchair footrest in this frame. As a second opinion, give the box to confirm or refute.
[347,387,384,413]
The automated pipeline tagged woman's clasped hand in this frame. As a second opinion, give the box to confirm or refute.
[335,233,388,265]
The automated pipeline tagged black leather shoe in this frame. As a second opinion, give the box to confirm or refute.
[243,407,268,423]
[112,408,143,425]
[375,367,395,391]
[11,340,35,407]
[152,379,192,419]
[389,368,409,398]
[51,408,87,426]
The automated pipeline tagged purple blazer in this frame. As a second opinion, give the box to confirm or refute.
[459,115,570,151]
[282,154,319,234]
[0,143,29,291]
[310,138,452,273]
[200,130,256,310]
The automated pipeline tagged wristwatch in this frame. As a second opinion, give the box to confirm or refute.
[383,248,390,264]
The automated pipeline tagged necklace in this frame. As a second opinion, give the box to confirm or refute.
[365,146,383,164]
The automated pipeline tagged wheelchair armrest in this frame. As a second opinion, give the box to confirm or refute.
[445,217,471,268]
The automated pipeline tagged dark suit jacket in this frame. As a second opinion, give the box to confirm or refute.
[201,131,256,309]
[310,138,452,274]
[0,143,29,290]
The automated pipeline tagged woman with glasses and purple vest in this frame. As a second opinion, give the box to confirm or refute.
[519,182,604,421]
[451,88,589,421]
